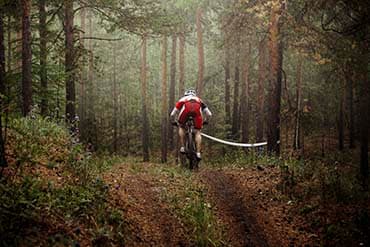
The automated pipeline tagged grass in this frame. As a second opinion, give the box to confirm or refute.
[0,115,126,246]
[150,165,226,246]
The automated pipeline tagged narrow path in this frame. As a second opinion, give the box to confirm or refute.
[104,165,191,247]
[199,169,269,247]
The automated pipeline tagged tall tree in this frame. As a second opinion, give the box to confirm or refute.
[241,42,251,144]
[256,39,266,142]
[161,35,168,163]
[64,0,75,122]
[267,0,285,155]
[168,34,176,149]
[224,31,231,127]
[178,32,185,96]
[338,83,345,151]
[293,58,302,150]
[346,69,355,149]
[231,35,241,138]
[0,7,7,167]
[21,0,32,116]
[112,43,118,153]
[359,40,369,187]
[38,0,48,116]
[196,7,204,96]
[141,35,150,162]
[79,7,86,127]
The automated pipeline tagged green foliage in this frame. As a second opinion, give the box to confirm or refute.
[1,116,126,245]
[0,175,125,246]
[157,167,225,246]
[9,114,70,166]
[181,188,224,247]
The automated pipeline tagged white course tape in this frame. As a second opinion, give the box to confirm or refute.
[201,133,268,147]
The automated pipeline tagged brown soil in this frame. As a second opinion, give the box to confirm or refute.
[199,169,269,247]
[103,164,192,247]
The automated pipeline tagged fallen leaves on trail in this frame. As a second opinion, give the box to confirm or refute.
[103,163,194,247]
[199,166,320,247]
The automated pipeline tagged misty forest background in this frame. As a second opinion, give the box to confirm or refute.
[1,0,368,179]
[0,0,370,246]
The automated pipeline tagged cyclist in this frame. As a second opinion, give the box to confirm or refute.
[170,89,212,160]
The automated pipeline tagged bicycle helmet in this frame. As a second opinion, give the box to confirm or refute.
[184,89,196,96]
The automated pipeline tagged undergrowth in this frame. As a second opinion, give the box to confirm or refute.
[0,116,125,246]
[154,166,225,247]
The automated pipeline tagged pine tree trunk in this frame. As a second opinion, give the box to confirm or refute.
[196,7,204,96]
[0,9,7,167]
[178,32,185,96]
[141,35,150,162]
[113,43,118,153]
[293,58,302,150]
[79,7,86,133]
[267,0,285,155]
[6,15,11,73]
[241,42,251,144]
[39,0,48,116]
[232,36,241,138]
[345,68,355,149]
[359,39,369,188]
[88,12,94,121]
[256,39,266,143]
[224,31,231,127]
[64,0,75,122]
[168,34,176,150]
[21,0,32,116]
[161,35,168,163]
[338,85,344,151]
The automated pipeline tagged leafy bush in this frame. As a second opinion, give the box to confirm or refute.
[1,116,126,246]
[8,115,70,167]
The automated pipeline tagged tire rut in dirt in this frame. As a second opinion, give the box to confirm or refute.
[200,169,269,247]
[107,171,190,247]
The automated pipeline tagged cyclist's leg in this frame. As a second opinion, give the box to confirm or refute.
[194,113,203,159]
[179,127,186,153]
[194,129,201,153]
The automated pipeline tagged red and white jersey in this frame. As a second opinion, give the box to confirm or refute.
[175,95,206,113]
[171,95,211,129]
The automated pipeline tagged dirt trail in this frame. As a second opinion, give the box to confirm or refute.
[104,165,191,247]
[199,169,270,247]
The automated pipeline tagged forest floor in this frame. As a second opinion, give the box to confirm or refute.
[100,162,322,247]
[3,118,369,246]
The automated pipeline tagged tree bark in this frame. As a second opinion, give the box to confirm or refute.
[79,7,86,132]
[21,0,32,116]
[338,85,344,151]
[168,34,176,150]
[161,35,168,163]
[359,39,369,188]
[232,35,241,138]
[293,58,302,150]
[88,12,94,121]
[0,8,7,167]
[64,0,75,122]
[178,32,185,96]
[241,42,251,144]
[345,67,355,149]
[112,43,118,153]
[256,39,266,143]
[196,7,204,97]
[141,35,150,162]
[267,0,285,155]
[39,0,48,116]
[224,30,231,126]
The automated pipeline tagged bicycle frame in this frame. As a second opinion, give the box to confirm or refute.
[179,117,199,170]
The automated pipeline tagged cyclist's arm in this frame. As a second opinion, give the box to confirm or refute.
[170,107,179,118]
[201,102,212,118]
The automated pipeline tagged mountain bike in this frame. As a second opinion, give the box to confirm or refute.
[174,117,200,170]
